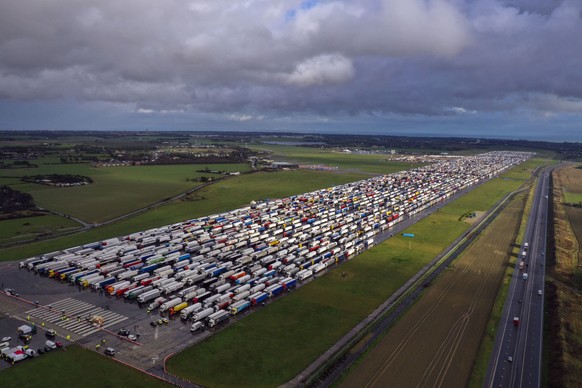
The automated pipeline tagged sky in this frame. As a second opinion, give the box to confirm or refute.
[0,0,581,141]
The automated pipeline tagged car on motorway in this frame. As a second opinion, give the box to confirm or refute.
[117,328,130,337]
[46,329,56,337]
[508,356,513,362]
[150,321,157,327]
[538,289,542,295]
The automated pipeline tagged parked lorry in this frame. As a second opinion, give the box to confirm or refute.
[160,298,183,313]
[230,300,251,315]
[169,302,188,315]
[137,289,161,304]
[147,297,167,312]
[192,307,215,322]
[251,292,269,305]
[180,303,203,319]
[207,310,230,327]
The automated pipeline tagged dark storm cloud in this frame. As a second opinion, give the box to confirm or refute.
[0,0,581,123]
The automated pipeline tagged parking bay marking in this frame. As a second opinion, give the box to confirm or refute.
[25,298,128,338]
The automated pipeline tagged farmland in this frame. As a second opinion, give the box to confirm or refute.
[248,144,423,174]
[341,194,524,388]
[546,164,582,386]
[166,172,525,387]
[0,345,169,387]
[1,163,249,223]
[0,215,81,245]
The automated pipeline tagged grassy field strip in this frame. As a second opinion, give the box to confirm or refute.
[341,190,525,387]
[0,215,83,246]
[0,344,170,388]
[307,186,526,386]
[545,164,582,386]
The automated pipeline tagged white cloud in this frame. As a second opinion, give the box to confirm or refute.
[283,54,354,87]
[0,0,581,122]
[229,114,254,121]
[448,106,477,114]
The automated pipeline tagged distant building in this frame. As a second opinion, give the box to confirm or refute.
[271,162,299,169]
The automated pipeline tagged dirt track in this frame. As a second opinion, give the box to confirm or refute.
[341,196,524,388]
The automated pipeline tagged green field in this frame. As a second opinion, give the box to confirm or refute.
[0,345,169,387]
[166,173,525,387]
[500,158,551,180]
[563,191,582,205]
[249,144,423,174]
[0,169,368,262]
[0,163,249,223]
[0,215,81,245]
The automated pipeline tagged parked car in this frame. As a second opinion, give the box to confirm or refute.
[46,329,56,337]
[4,288,19,296]
[104,347,115,356]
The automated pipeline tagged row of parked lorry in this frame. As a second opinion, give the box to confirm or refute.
[20,152,532,333]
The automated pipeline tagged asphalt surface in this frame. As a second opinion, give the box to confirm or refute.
[485,168,551,388]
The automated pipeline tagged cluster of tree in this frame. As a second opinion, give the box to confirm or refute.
[0,160,38,169]
[0,186,35,213]
[187,176,212,182]
[21,174,93,185]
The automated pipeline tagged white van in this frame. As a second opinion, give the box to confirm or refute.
[190,321,204,333]
[25,348,37,357]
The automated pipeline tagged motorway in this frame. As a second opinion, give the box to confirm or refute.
[485,167,551,387]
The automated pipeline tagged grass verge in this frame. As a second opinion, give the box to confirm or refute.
[0,344,169,387]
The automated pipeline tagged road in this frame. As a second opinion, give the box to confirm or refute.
[485,167,551,388]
